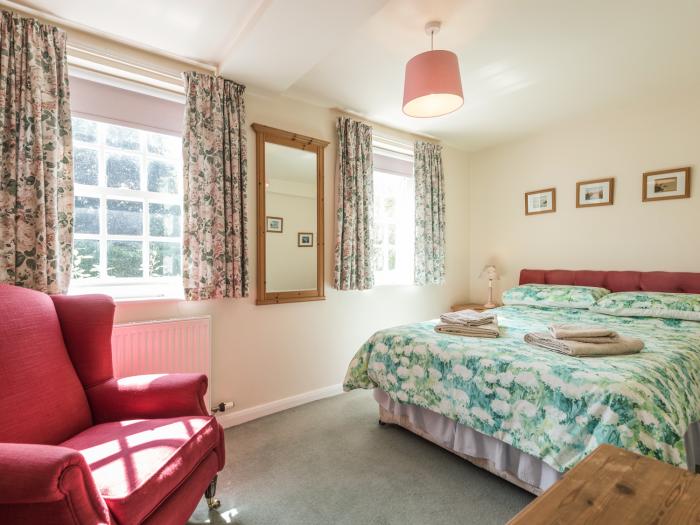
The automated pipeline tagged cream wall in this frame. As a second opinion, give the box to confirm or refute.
[115,92,471,415]
[468,94,700,303]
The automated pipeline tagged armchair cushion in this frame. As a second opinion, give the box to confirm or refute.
[87,374,210,423]
[61,416,219,525]
[51,294,116,389]
[0,443,111,525]
[0,284,92,444]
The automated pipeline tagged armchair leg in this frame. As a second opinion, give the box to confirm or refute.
[205,475,221,510]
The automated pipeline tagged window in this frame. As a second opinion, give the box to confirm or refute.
[372,138,415,286]
[71,116,183,298]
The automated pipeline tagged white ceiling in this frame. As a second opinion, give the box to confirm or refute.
[11,0,700,151]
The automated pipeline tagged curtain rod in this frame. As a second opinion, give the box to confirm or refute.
[68,63,186,102]
[67,44,184,83]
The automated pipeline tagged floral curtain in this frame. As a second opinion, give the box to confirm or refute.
[414,141,445,285]
[182,72,248,300]
[333,117,374,290]
[0,11,73,294]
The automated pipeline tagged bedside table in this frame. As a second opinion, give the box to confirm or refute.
[450,303,499,312]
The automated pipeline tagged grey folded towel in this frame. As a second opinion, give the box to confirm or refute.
[548,323,617,340]
[524,332,644,357]
[440,309,496,327]
[436,318,499,338]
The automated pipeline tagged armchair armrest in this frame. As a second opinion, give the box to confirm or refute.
[87,373,210,423]
[0,443,111,524]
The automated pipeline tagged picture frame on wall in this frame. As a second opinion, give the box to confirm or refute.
[266,216,283,233]
[298,232,313,247]
[525,188,556,215]
[643,167,691,202]
[576,177,615,208]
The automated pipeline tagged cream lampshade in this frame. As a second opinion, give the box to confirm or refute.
[479,265,500,308]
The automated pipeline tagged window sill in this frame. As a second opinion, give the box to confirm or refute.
[68,283,185,303]
[111,295,185,304]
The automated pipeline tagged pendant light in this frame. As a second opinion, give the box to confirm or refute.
[402,21,464,118]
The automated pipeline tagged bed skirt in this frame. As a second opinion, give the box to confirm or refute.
[374,388,700,495]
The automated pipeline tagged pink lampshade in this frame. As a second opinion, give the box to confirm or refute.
[403,49,464,118]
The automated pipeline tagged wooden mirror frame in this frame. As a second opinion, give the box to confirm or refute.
[252,123,329,305]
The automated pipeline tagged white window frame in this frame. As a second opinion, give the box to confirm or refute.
[70,117,184,300]
[372,135,415,287]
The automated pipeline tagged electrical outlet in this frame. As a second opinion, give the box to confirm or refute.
[212,401,235,414]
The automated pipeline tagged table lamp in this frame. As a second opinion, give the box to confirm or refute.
[479,265,500,308]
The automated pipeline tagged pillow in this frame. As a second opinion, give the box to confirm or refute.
[590,291,700,321]
[502,284,610,309]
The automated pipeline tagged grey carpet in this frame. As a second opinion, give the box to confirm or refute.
[187,390,533,525]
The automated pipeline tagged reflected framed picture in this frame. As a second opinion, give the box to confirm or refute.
[266,216,283,233]
[525,188,556,215]
[298,232,313,247]
[576,177,614,208]
[643,167,691,202]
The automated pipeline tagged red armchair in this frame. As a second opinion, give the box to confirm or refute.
[0,284,226,525]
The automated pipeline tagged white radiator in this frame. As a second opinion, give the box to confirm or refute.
[111,316,212,409]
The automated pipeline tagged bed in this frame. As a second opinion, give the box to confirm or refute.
[343,269,700,494]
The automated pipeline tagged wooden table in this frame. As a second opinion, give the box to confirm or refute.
[508,444,700,524]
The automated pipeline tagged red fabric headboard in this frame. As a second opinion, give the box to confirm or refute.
[519,269,700,294]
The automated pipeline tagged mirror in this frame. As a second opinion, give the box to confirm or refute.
[252,124,328,305]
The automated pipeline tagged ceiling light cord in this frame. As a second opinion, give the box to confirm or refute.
[424,21,441,51]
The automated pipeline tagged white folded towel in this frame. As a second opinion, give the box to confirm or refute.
[435,317,499,338]
[440,309,496,327]
[548,323,620,343]
[524,332,643,357]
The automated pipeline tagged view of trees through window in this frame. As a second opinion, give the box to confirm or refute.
[72,117,183,285]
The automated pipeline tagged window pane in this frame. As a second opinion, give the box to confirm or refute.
[147,160,177,194]
[72,239,100,279]
[384,197,396,218]
[387,224,396,245]
[106,154,140,189]
[147,133,180,157]
[373,247,384,272]
[75,196,100,234]
[72,117,97,143]
[106,124,140,150]
[149,242,181,277]
[107,199,143,235]
[107,241,142,277]
[74,148,98,185]
[387,247,396,271]
[149,203,181,237]
[374,223,384,244]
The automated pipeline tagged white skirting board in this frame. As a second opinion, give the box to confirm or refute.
[215,383,344,428]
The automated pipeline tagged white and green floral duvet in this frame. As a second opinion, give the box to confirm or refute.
[343,305,700,472]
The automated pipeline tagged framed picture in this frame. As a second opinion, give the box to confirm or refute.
[266,216,283,233]
[298,232,313,247]
[576,177,614,208]
[643,167,691,202]
[525,188,556,215]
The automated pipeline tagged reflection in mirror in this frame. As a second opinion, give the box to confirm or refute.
[265,142,317,292]
[253,124,328,305]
